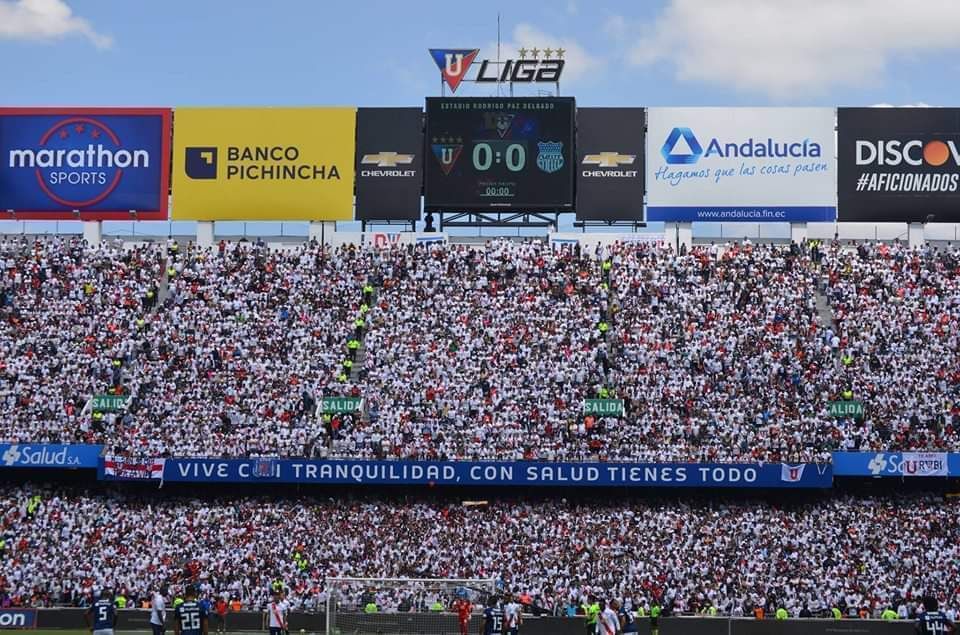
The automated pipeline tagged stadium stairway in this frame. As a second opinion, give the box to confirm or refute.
[349,286,377,383]
[814,287,835,330]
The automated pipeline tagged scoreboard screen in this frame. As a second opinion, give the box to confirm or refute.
[424,97,575,211]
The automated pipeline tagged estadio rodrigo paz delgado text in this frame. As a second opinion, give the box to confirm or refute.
[224,146,340,181]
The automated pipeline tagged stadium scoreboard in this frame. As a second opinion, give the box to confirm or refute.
[424,97,575,212]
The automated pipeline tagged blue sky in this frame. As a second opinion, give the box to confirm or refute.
[2,0,956,109]
[1,0,959,237]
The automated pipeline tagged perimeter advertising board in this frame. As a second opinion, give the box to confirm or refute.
[646,108,836,222]
[575,107,645,221]
[172,107,356,220]
[0,108,171,220]
[355,107,424,220]
[838,108,960,222]
[111,458,832,488]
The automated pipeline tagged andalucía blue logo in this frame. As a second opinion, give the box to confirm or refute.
[0,108,171,220]
[660,125,823,166]
[661,127,703,165]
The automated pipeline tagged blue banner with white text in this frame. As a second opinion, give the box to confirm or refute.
[832,451,959,477]
[135,459,832,488]
[0,608,38,629]
[0,443,102,469]
[646,205,836,222]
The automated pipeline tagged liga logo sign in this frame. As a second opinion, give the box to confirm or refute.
[0,108,171,220]
[172,107,356,220]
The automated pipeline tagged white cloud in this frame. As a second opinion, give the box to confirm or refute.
[626,0,960,99]
[491,23,603,85]
[0,0,111,49]
[870,102,932,108]
[603,14,628,42]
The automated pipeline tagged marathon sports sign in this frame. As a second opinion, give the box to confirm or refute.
[0,443,102,469]
[133,459,833,488]
[0,609,37,629]
[838,108,960,222]
[0,108,171,220]
[832,452,958,477]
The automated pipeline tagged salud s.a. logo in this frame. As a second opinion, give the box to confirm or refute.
[6,117,152,209]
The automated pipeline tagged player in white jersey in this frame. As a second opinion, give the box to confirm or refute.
[266,589,288,635]
[503,596,523,635]
[151,586,168,635]
[598,599,620,635]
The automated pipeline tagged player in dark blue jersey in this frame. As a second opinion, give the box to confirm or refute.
[917,597,955,635]
[174,585,208,635]
[86,589,117,635]
[620,602,638,633]
[482,596,503,635]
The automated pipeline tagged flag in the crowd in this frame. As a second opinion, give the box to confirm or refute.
[103,455,166,480]
[781,464,806,482]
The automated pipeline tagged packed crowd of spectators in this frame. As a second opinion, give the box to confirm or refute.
[822,242,960,453]
[0,486,956,618]
[0,236,958,461]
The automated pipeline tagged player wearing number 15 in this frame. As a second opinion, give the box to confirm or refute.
[174,585,208,635]
[86,589,117,635]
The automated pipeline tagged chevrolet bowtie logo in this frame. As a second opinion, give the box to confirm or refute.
[582,152,636,167]
[361,152,415,167]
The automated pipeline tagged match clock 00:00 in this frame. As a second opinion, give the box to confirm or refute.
[424,97,575,212]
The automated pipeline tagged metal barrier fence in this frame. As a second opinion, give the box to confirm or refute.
[0,609,919,635]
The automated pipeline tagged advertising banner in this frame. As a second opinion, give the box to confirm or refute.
[838,108,960,222]
[0,108,171,220]
[356,107,423,220]
[0,443,101,469]
[832,452,952,477]
[326,232,447,249]
[171,107,356,220]
[130,459,832,488]
[646,108,836,222]
[575,107,645,221]
[0,609,37,629]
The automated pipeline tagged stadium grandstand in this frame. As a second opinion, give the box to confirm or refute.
[5,2,960,635]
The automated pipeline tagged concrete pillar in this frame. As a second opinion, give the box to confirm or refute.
[663,222,679,252]
[907,222,924,250]
[82,221,102,246]
[196,221,215,248]
[308,221,335,244]
[790,222,808,244]
[677,222,693,252]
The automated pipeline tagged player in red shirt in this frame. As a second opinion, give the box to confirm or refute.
[453,595,473,635]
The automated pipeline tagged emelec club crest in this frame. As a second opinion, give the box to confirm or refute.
[429,46,565,93]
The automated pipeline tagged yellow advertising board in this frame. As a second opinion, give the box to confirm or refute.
[172,107,356,220]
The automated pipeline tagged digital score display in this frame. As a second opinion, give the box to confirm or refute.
[424,97,574,211]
